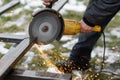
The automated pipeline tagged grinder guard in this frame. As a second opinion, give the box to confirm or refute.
[29,8,64,44]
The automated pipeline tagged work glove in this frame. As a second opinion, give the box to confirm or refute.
[43,0,58,6]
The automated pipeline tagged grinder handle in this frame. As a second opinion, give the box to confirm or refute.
[64,19,101,35]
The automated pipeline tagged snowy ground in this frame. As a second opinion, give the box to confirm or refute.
[0,0,120,76]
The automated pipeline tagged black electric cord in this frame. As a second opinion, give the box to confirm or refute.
[99,31,106,73]
[99,32,120,77]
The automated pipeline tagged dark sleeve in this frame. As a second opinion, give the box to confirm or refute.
[83,0,120,27]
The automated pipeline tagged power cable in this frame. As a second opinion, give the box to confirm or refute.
[99,31,106,73]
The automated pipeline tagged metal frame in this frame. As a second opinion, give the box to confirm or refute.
[0,38,34,80]
[5,69,71,80]
[0,0,70,80]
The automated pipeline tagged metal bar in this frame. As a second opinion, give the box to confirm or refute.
[5,69,72,80]
[0,34,28,43]
[53,0,68,11]
[0,38,34,80]
[0,0,20,15]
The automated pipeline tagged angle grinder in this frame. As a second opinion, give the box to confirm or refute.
[29,2,101,45]
[29,1,64,44]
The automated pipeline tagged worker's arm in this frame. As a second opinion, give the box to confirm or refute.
[83,0,120,27]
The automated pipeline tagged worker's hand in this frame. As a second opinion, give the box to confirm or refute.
[80,20,92,33]
[43,0,58,6]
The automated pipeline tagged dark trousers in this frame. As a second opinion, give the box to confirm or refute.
[69,32,102,69]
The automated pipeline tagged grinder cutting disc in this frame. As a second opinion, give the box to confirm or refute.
[29,9,64,44]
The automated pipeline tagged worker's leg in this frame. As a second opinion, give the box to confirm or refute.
[69,32,102,70]
[56,32,102,73]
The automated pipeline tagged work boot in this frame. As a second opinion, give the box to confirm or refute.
[55,59,90,73]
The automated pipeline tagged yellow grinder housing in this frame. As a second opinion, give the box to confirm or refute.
[63,19,101,35]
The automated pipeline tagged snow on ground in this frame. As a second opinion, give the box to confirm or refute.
[110,27,120,38]
[21,52,35,69]
[13,32,26,35]
[0,0,3,6]
[62,38,78,50]
[92,46,120,63]
[39,44,54,51]
[60,35,73,41]
[20,0,43,10]
[0,42,9,54]
[60,0,86,14]
[4,15,26,27]
[47,67,62,73]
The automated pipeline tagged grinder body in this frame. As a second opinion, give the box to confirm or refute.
[29,8,64,44]
[29,8,101,44]
[64,19,101,35]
